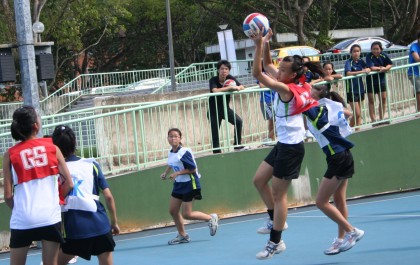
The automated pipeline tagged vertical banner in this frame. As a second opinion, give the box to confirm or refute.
[217,29,238,76]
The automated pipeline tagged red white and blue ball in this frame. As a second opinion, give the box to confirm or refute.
[243,13,270,38]
[223,79,237,87]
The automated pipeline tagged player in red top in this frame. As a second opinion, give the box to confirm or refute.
[3,106,73,265]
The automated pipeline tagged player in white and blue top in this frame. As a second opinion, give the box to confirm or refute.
[52,125,120,264]
[161,128,218,245]
[304,85,364,256]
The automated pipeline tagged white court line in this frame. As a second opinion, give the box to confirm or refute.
[117,193,420,242]
[287,214,420,218]
[1,192,418,260]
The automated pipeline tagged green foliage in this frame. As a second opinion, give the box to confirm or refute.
[0,0,417,85]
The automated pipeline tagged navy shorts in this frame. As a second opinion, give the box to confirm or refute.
[366,82,386,94]
[264,141,305,180]
[347,92,365,103]
[324,149,354,179]
[61,231,115,261]
[10,222,63,248]
[172,188,203,202]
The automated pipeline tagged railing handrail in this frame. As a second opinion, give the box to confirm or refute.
[1,60,419,136]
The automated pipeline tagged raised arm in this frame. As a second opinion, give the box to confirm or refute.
[252,29,292,99]
[262,38,278,77]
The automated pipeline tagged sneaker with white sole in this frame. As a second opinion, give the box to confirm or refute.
[257,218,288,234]
[256,240,285,260]
[68,256,78,264]
[208,213,219,236]
[324,238,343,255]
[168,234,190,245]
[234,146,250,151]
[339,228,364,252]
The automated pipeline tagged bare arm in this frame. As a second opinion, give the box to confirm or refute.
[262,42,278,77]
[103,188,120,235]
[346,68,371,76]
[310,78,324,85]
[331,73,343,79]
[56,147,74,196]
[252,29,292,100]
[3,151,14,209]
[211,86,239,93]
[411,51,420,62]
[343,108,353,118]
[160,166,172,180]
[168,168,196,181]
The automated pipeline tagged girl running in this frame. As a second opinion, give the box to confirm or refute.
[160,128,218,245]
[251,29,321,260]
[3,106,73,265]
[365,41,393,124]
[52,125,120,265]
[344,44,371,128]
[304,84,364,255]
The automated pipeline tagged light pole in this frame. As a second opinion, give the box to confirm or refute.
[218,24,228,61]
[32,21,44,43]
[14,0,41,116]
[166,0,176,92]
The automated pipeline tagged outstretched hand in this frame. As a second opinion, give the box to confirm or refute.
[249,27,273,46]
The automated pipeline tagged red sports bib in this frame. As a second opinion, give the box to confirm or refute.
[9,138,59,184]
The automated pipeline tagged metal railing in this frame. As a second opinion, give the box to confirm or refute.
[0,67,189,119]
[0,62,418,178]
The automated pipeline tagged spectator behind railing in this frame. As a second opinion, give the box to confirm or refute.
[207,60,247,154]
[407,31,420,112]
[322,62,343,91]
[344,44,371,129]
[365,41,393,125]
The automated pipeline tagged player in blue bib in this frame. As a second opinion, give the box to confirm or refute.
[304,85,364,255]
[52,125,120,264]
[160,128,219,245]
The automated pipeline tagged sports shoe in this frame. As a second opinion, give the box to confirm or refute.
[208,213,219,236]
[68,256,78,264]
[257,218,288,234]
[324,238,343,255]
[339,228,364,252]
[168,234,190,245]
[256,240,286,260]
[234,146,250,151]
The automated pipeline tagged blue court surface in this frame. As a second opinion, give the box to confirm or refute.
[1,190,419,265]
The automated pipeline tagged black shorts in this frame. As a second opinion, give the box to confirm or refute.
[10,222,63,248]
[366,82,386,94]
[62,231,115,261]
[264,141,305,180]
[172,189,203,202]
[324,149,354,179]
[346,93,365,103]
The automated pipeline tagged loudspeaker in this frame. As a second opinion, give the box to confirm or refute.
[36,53,54,80]
[0,50,16,82]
